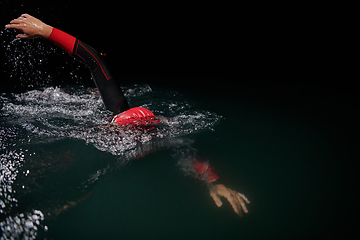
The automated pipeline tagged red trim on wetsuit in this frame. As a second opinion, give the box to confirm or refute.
[48,29,110,79]
[48,28,76,55]
[193,162,219,182]
[111,107,160,126]
[47,27,129,113]
[77,41,112,80]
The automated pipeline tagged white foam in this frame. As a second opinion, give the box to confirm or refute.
[1,85,222,160]
[0,84,223,238]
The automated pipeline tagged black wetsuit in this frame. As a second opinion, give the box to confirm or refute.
[48,28,129,114]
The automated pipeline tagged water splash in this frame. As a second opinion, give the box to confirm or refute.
[0,150,24,214]
[0,147,47,239]
[1,84,222,160]
[1,28,87,90]
[0,209,46,240]
[0,84,222,238]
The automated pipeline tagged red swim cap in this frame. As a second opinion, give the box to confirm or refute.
[111,107,160,126]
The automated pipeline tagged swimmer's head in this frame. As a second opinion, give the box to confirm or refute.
[111,107,160,126]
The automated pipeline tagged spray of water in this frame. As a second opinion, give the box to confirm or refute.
[0,84,222,238]
[1,22,222,237]
[1,85,221,157]
[1,28,87,91]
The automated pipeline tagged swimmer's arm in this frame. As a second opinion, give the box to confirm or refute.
[5,14,53,39]
[193,161,250,216]
[209,182,250,216]
[5,14,74,55]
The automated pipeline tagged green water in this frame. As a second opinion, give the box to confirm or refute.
[1,83,345,240]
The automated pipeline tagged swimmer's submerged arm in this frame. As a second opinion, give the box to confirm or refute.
[209,182,250,216]
[192,159,250,216]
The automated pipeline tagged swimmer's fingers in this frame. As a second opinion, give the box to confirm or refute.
[8,19,23,25]
[236,193,249,214]
[6,14,52,39]
[16,33,35,39]
[6,17,29,38]
[21,13,32,18]
[209,184,250,216]
[210,184,242,215]
[210,190,223,207]
[5,21,32,39]
[8,13,31,23]
[7,14,27,27]
[5,21,21,29]
[227,191,243,216]
[238,192,250,204]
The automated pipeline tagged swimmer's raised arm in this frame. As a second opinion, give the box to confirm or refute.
[6,14,129,114]
[5,14,53,39]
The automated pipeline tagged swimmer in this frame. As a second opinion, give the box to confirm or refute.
[6,14,250,216]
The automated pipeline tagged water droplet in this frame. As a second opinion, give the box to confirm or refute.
[25,220,33,228]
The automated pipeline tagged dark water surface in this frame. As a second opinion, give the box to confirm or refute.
[1,81,350,239]
[0,12,356,239]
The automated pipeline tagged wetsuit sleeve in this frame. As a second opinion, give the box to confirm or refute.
[176,149,222,184]
[48,28,129,114]
[48,28,76,54]
[193,161,220,183]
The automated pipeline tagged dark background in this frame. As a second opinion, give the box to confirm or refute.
[1,1,359,238]
[1,1,351,90]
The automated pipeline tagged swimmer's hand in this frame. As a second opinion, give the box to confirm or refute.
[5,14,53,39]
[210,184,250,216]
